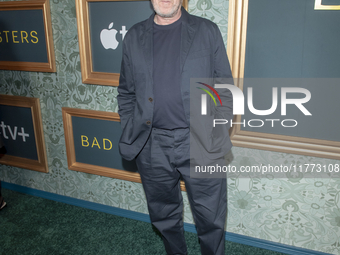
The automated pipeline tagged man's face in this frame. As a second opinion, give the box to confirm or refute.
[151,0,183,18]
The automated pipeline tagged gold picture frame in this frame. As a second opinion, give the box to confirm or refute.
[314,0,340,10]
[76,0,188,86]
[0,95,48,172]
[62,108,186,191]
[227,0,340,159]
[0,0,56,72]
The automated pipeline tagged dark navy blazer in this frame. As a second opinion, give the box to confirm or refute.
[117,7,234,161]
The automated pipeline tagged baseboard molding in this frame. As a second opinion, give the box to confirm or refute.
[2,181,330,255]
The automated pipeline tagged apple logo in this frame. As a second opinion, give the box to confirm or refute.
[100,22,119,50]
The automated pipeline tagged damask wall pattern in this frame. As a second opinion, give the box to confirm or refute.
[0,0,340,254]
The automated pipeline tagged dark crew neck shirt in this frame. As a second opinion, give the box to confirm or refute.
[152,16,188,130]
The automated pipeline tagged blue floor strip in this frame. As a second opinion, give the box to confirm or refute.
[2,181,330,255]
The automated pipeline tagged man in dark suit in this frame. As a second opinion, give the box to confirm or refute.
[117,0,233,253]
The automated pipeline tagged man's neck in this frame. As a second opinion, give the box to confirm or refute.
[154,9,182,26]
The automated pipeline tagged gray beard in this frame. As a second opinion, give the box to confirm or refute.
[157,8,179,18]
[153,1,182,19]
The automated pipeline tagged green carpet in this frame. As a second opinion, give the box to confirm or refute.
[0,189,286,255]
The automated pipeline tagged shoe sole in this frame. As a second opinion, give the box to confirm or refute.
[0,201,6,210]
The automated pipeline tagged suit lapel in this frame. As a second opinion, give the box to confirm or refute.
[180,10,197,73]
[142,15,154,82]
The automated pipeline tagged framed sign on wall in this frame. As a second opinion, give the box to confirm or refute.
[76,0,188,86]
[62,107,187,191]
[227,0,340,159]
[0,0,56,72]
[0,95,48,172]
[314,0,340,10]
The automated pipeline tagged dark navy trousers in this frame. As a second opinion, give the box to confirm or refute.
[136,127,227,255]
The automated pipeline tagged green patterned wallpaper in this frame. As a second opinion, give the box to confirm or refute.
[0,0,340,254]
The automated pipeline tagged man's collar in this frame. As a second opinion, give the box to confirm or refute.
[180,7,191,25]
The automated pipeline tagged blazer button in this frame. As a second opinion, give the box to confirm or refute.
[146,120,151,125]
[148,97,153,102]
